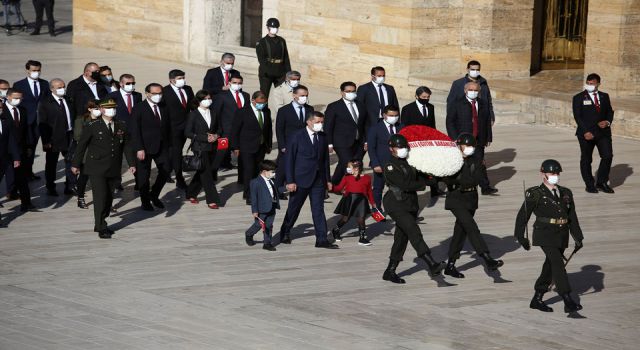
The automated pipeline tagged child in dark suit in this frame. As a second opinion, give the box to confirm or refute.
[245,160,280,251]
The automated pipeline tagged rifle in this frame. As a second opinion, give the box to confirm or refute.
[523,180,530,243]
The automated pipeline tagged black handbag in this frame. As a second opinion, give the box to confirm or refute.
[182,142,202,172]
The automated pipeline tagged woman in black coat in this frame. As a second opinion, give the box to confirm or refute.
[184,90,222,208]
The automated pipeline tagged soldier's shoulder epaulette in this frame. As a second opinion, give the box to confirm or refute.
[525,186,543,200]
[87,119,100,126]
[558,185,573,196]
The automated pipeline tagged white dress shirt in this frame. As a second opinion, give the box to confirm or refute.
[261,174,274,199]
[120,89,135,108]
[230,89,245,107]
[54,94,72,131]
[372,81,389,118]
[292,100,305,120]
[306,126,317,144]
[198,106,212,128]
[4,102,20,123]
[415,100,428,117]
[147,99,162,119]
[27,76,40,97]
[83,76,100,99]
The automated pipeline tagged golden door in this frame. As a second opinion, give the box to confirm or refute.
[542,0,588,69]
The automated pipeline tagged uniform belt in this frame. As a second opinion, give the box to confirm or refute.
[268,59,283,63]
[536,217,568,225]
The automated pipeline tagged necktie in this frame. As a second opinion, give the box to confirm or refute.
[593,93,600,113]
[389,124,395,135]
[422,104,427,118]
[235,91,242,108]
[348,102,359,139]
[313,132,319,156]
[257,109,264,144]
[126,93,133,114]
[378,84,386,116]
[299,105,304,122]
[471,100,478,137]
[153,104,161,121]
[224,70,230,85]
[12,108,19,128]
[108,121,113,134]
[33,81,39,99]
[552,188,559,200]
[59,99,69,130]
[268,179,277,201]
[178,88,187,108]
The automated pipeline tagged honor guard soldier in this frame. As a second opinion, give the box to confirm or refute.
[72,98,136,239]
[515,159,584,313]
[381,134,445,284]
[443,133,503,278]
[256,18,291,98]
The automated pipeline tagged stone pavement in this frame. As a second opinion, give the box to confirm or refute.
[1,8,640,350]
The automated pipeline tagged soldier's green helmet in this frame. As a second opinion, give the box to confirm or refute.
[456,132,477,147]
[266,18,280,28]
[388,134,409,148]
[540,159,562,173]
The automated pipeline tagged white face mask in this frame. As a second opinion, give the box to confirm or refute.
[385,116,399,125]
[297,96,308,105]
[91,109,102,118]
[123,84,135,92]
[230,83,242,92]
[0,89,8,97]
[269,27,279,35]
[462,146,475,156]
[311,123,323,132]
[584,84,597,93]
[223,64,233,71]
[9,98,21,107]
[346,167,353,174]
[150,94,162,104]
[468,69,480,78]
[466,91,479,99]
[55,88,66,97]
[288,80,300,88]
[396,148,409,159]
[344,92,357,101]
[547,175,559,185]
[29,71,40,79]
[374,76,385,85]
[104,108,116,117]
[174,79,186,88]
[200,99,213,108]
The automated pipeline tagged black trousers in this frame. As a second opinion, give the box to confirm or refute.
[44,150,76,190]
[186,151,220,204]
[470,145,491,190]
[77,173,89,198]
[240,147,267,198]
[535,246,571,294]
[275,149,287,189]
[12,163,32,206]
[279,175,329,242]
[577,135,613,187]
[447,208,489,259]
[32,0,54,31]
[259,71,284,98]
[246,207,276,244]
[331,142,365,185]
[89,175,118,232]
[387,210,431,262]
[170,130,187,181]
[136,151,170,204]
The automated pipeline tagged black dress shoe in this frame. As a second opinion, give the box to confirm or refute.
[166,178,175,183]
[151,198,165,209]
[30,30,40,35]
[481,187,499,195]
[315,241,339,249]
[280,234,292,244]
[263,243,276,251]
[245,236,255,246]
[47,189,59,196]
[20,204,37,212]
[78,198,89,209]
[6,193,20,201]
[49,31,56,37]
[585,186,598,193]
[98,230,112,239]
[596,183,614,193]
[530,291,553,312]
[141,202,154,211]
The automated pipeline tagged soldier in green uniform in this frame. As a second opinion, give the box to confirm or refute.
[256,17,291,98]
[72,98,135,239]
[515,159,584,313]
[443,133,504,278]
[381,134,446,284]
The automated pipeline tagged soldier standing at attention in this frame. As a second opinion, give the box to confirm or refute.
[515,159,584,313]
[381,134,446,284]
[72,99,136,239]
[256,18,291,98]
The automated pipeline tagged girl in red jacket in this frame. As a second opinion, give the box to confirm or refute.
[331,160,376,246]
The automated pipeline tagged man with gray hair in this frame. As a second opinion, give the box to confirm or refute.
[269,70,301,122]
[202,53,240,97]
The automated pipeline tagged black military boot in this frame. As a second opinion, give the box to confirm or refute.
[357,227,371,246]
[331,226,342,242]
[444,259,465,278]
[77,197,88,209]
[382,259,405,284]
[420,253,446,276]
[529,291,553,312]
[480,252,504,271]
[561,293,583,313]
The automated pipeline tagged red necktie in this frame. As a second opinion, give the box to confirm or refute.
[126,93,133,114]
[471,100,478,137]
[153,104,161,121]
[178,88,187,108]
[12,108,19,128]
[235,91,242,108]
[593,93,600,113]
[224,70,230,85]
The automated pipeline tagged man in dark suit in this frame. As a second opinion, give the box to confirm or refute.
[66,62,109,117]
[446,81,498,195]
[212,74,250,174]
[401,86,444,197]
[130,83,172,211]
[231,91,272,204]
[13,60,49,180]
[274,85,313,192]
[367,106,402,210]
[72,98,136,239]
[163,69,194,189]
[202,53,239,97]
[446,60,495,125]
[356,66,399,132]
[38,78,77,196]
[108,74,142,127]
[0,111,21,226]
[278,111,338,249]
[1,89,34,211]
[572,73,615,194]
[325,81,366,185]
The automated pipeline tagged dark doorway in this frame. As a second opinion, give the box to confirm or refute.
[241,0,263,48]
[531,0,588,75]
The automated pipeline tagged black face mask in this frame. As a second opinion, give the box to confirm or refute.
[417,98,430,105]
[90,71,101,82]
